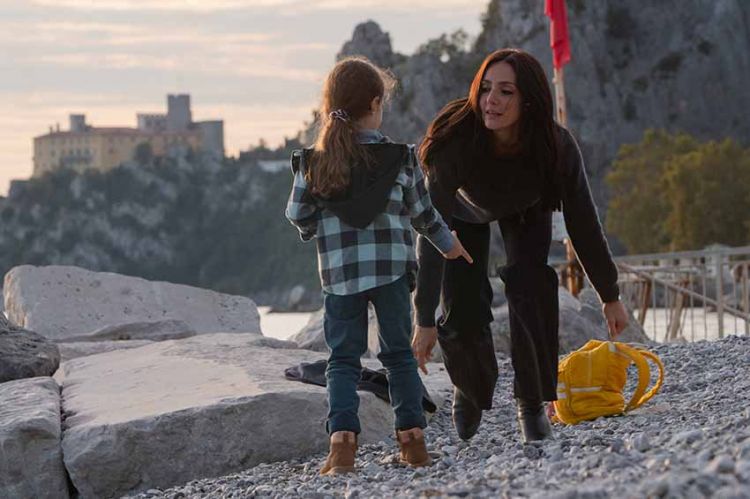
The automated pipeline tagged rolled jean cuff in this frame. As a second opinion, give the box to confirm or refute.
[326,418,361,435]
[394,414,427,432]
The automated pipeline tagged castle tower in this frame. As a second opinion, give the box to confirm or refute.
[69,114,87,132]
[166,94,191,132]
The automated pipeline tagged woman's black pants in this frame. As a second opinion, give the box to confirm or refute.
[437,208,559,409]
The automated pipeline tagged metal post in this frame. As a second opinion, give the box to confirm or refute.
[702,262,708,340]
[743,262,749,336]
[689,271,695,342]
[715,251,724,339]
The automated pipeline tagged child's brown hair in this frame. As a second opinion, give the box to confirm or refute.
[308,57,396,198]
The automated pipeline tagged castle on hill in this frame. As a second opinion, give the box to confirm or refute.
[33,94,224,176]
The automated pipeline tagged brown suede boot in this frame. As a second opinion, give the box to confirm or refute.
[320,431,357,475]
[397,428,432,467]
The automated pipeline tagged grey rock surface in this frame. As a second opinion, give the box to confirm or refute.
[57,339,155,362]
[59,333,449,498]
[0,377,69,499]
[0,314,60,382]
[337,20,403,69]
[4,265,261,341]
[289,308,327,352]
[65,318,197,342]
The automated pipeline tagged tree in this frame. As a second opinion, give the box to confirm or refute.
[606,130,750,253]
[606,130,698,253]
[663,139,750,250]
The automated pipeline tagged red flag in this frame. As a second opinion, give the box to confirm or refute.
[545,0,571,69]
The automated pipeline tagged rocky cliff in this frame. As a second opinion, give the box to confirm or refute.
[0,155,319,304]
[329,0,750,213]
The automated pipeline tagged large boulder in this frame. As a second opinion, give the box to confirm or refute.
[289,308,327,352]
[336,20,403,68]
[265,285,322,313]
[64,319,196,342]
[0,377,69,499]
[576,287,652,345]
[489,276,507,307]
[290,306,381,356]
[0,314,60,383]
[57,340,154,363]
[58,333,450,498]
[3,265,261,341]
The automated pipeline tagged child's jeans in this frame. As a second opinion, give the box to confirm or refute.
[323,274,426,435]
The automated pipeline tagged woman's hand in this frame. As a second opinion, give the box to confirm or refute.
[603,300,629,339]
[411,325,438,374]
[442,230,473,264]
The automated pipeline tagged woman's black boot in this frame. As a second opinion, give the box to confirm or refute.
[516,398,553,443]
[452,388,482,441]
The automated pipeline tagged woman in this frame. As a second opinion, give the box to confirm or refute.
[411,48,629,443]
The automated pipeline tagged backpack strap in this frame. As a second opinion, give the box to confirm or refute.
[614,343,665,412]
[290,150,301,174]
[629,347,665,410]
[291,148,315,175]
[407,144,417,165]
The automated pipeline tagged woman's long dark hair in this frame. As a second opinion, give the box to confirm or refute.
[419,48,563,210]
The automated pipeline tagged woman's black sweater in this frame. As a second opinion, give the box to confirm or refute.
[414,127,620,327]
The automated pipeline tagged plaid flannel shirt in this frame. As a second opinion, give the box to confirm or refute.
[285,129,453,296]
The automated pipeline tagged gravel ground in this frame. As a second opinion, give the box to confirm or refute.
[127,335,750,498]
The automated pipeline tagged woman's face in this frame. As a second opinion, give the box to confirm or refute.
[479,61,521,132]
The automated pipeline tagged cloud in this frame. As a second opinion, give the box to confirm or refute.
[0,20,279,47]
[28,0,298,12]
[30,51,324,82]
[3,90,149,108]
[32,22,276,44]
[4,18,330,82]
[297,0,479,10]
[28,0,477,13]
[35,52,182,70]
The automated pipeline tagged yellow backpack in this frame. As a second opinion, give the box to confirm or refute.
[552,340,664,425]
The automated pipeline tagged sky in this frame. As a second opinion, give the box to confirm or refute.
[0,0,486,195]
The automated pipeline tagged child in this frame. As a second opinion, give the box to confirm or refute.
[285,56,472,475]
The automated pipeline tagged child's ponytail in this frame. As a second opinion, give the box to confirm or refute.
[308,57,395,198]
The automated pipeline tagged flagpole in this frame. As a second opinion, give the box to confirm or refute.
[552,66,583,296]
[546,0,582,295]
[553,66,566,126]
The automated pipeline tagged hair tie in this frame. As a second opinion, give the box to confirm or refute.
[328,109,350,122]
